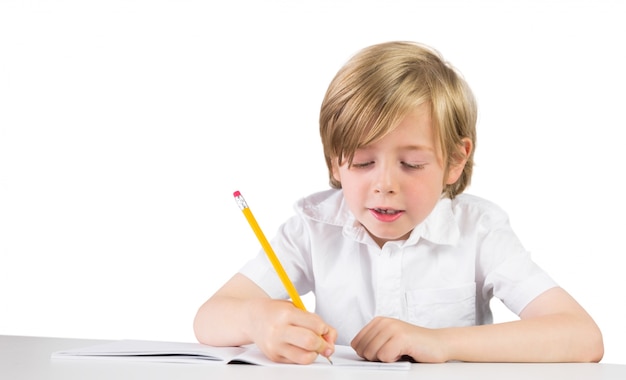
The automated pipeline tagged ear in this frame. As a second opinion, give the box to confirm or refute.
[445,138,472,185]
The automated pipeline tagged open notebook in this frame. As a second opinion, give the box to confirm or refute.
[51,339,410,370]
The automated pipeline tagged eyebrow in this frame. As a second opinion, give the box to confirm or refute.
[357,144,435,153]
[399,144,435,152]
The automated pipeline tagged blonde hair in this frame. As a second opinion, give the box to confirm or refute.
[319,41,477,198]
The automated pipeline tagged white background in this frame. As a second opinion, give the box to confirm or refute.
[1,0,624,364]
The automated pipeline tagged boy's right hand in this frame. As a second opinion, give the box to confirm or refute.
[246,297,336,364]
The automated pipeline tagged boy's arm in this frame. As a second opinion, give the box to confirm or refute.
[351,287,604,363]
[441,287,603,362]
[193,273,268,346]
[193,273,336,364]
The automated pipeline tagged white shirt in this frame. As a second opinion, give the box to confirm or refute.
[239,189,557,345]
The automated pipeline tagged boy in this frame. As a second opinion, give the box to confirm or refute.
[194,41,603,364]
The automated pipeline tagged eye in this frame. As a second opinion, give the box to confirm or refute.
[401,161,426,170]
[351,161,374,169]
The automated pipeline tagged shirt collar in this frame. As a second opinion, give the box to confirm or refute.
[410,196,460,246]
[296,189,460,247]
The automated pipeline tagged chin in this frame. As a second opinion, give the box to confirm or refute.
[369,230,411,245]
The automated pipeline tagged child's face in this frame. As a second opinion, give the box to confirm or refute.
[332,103,466,247]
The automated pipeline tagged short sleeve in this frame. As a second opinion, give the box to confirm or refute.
[238,214,314,300]
[477,205,558,315]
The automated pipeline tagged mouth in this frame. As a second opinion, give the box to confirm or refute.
[372,208,401,215]
[369,207,404,222]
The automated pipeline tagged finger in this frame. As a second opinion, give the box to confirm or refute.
[351,318,378,353]
[288,310,336,354]
[285,324,332,354]
[291,309,334,337]
[322,326,338,357]
[280,345,322,365]
[351,319,393,361]
[261,326,323,365]
[267,344,320,365]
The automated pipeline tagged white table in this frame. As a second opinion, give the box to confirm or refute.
[2,335,625,380]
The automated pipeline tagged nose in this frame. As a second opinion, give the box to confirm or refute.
[373,163,397,194]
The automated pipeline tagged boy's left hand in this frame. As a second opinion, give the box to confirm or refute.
[351,316,446,363]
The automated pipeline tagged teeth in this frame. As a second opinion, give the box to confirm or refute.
[376,208,398,215]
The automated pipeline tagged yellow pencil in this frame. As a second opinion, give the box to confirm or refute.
[233,190,333,364]
[233,190,305,309]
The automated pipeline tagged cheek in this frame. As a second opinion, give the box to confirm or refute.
[406,184,443,221]
[337,171,357,193]
[337,172,366,201]
[406,172,446,200]
[331,160,343,184]
[338,182,363,215]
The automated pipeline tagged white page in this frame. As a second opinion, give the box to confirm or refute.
[51,340,246,363]
[235,345,411,370]
[51,339,410,370]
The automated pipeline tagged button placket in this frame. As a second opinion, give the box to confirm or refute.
[374,244,404,319]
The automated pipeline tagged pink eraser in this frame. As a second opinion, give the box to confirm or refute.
[233,190,241,197]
